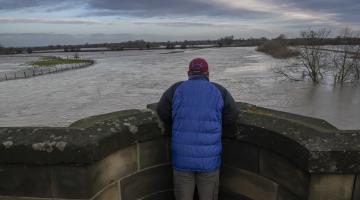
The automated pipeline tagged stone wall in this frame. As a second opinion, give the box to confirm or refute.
[0,102,359,200]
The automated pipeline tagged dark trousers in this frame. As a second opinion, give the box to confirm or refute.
[173,169,219,200]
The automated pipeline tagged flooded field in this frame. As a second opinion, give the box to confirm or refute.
[0,47,359,129]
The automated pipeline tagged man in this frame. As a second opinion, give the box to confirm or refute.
[157,58,239,200]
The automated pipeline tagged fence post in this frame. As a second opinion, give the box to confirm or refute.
[24,71,26,78]
[5,73,7,80]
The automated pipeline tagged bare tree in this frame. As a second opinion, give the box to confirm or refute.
[354,49,360,80]
[332,28,360,83]
[272,67,304,81]
[299,28,331,83]
[351,37,360,80]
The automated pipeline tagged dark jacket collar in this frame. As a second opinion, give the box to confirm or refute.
[188,74,209,81]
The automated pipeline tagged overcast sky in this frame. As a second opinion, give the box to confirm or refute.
[0,0,359,47]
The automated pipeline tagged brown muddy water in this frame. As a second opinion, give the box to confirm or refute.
[0,47,359,129]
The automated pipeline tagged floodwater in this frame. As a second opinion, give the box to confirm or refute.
[0,47,359,129]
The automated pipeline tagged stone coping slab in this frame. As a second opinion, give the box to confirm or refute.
[235,103,360,173]
[0,102,359,173]
[0,109,164,164]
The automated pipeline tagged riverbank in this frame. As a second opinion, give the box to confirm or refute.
[0,57,95,82]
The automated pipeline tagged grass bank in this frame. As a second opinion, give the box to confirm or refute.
[31,57,92,67]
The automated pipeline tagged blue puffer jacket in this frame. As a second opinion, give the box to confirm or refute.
[171,78,223,172]
[157,75,239,172]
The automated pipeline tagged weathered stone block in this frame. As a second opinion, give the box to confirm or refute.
[219,192,253,200]
[94,184,119,200]
[222,139,258,173]
[233,123,309,171]
[0,126,139,165]
[308,150,360,173]
[277,186,300,200]
[141,190,174,200]
[132,113,164,142]
[0,197,52,200]
[308,174,355,200]
[353,175,360,200]
[0,165,51,197]
[91,145,137,195]
[51,165,91,199]
[220,166,278,200]
[259,149,309,199]
[238,102,337,131]
[70,109,141,128]
[120,165,173,200]
[139,137,169,169]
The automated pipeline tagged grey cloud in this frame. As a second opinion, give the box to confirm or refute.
[0,0,273,19]
[45,3,80,12]
[87,0,210,15]
[0,33,135,47]
[84,0,360,24]
[0,0,54,10]
[134,22,218,27]
[279,0,359,11]
[267,0,360,22]
[0,0,85,11]
[1,0,359,26]
[85,0,271,18]
[0,18,111,25]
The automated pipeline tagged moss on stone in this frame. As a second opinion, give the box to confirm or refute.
[69,109,140,128]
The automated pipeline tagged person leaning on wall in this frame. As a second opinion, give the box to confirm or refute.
[157,58,239,200]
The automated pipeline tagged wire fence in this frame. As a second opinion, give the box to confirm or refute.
[0,60,95,82]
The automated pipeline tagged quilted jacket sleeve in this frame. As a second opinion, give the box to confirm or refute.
[156,82,182,125]
[212,83,239,126]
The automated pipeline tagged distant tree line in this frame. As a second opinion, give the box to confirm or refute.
[1,31,360,55]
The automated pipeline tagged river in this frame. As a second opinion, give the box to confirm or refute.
[0,47,359,129]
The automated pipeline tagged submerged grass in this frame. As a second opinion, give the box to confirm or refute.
[32,57,91,67]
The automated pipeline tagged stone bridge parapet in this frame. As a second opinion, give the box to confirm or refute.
[0,102,359,200]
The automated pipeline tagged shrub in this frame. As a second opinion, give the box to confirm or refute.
[256,39,299,59]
